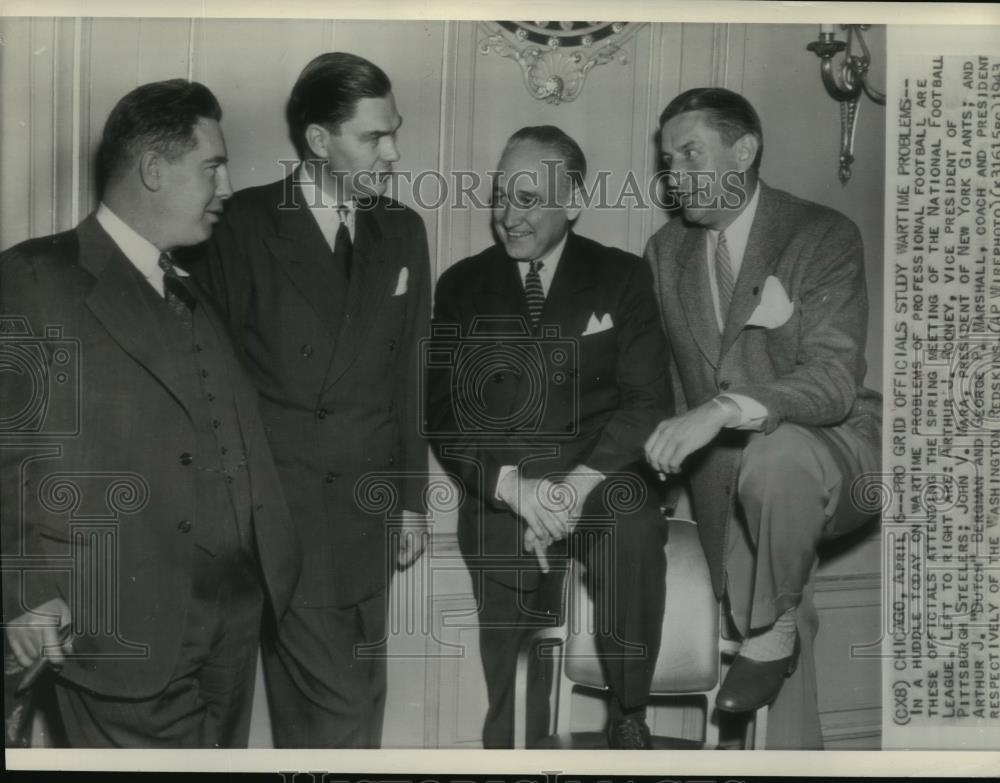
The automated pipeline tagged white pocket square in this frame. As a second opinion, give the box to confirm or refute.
[746,275,794,328]
[393,267,409,296]
[582,312,614,336]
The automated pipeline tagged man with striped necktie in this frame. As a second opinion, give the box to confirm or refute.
[428,126,672,749]
[643,88,882,748]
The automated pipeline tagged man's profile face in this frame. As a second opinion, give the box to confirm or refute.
[492,140,581,263]
[318,94,402,200]
[158,117,232,249]
[659,109,753,230]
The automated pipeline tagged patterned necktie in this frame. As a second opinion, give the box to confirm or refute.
[525,259,545,329]
[336,205,353,279]
[714,231,735,327]
[158,252,193,328]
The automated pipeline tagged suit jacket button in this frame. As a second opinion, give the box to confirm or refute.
[301,344,313,357]
[719,380,730,391]
[324,471,338,483]
[177,519,192,533]
[179,452,193,465]
[317,408,328,419]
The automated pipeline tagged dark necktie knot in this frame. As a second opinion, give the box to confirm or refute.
[158,252,195,320]
[335,206,353,279]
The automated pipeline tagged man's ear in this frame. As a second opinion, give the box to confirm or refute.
[304,123,331,160]
[138,150,161,192]
[733,133,760,172]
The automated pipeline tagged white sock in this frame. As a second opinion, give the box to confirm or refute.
[739,608,797,661]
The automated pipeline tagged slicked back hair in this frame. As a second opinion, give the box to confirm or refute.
[501,125,587,193]
[286,52,392,160]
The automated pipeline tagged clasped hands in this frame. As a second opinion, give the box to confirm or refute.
[497,466,603,573]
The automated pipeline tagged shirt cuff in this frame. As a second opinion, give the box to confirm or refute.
[716,393,768,431]
[496,465,518,501]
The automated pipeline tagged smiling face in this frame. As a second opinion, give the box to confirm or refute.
[307,94,402,201]
[492,140,581,262]
[156,117,232,249]
[658,109,757,230]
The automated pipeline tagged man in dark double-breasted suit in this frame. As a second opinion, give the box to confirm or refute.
[428,126,671,750]
[644,88,882,747]
[1,80,300,747]
[195,53,430,748]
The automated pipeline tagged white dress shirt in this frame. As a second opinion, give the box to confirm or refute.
[513,233,567,295]
[96,203,186,298]
[295,164,356,251]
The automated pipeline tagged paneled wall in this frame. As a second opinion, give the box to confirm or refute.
[0,17,886,749]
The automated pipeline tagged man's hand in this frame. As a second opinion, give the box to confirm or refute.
[497,472,572,545]
[645,399,739,475]
[561,465,605,523]
[396,510,429,570]
[5,597,73,669]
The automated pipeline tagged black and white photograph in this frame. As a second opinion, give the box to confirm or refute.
[0,1,997,777]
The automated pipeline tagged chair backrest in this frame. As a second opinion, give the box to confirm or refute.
[563,517,721,693]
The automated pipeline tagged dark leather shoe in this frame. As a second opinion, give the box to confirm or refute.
[717,633,800,713]
[607,716,652,749]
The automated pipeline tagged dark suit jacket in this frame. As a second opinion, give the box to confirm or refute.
[428,232,671,587]
[644,181,883,598]
[0,216,300,699]
[195,177,431,609]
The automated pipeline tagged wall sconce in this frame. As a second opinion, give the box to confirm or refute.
[807,24,885,184]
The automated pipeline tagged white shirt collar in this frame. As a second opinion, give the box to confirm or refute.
[705,183,761,331]
[709,182,761,274]
[95,203,185,298]
[514,232,568,297]
[296,163,355,247]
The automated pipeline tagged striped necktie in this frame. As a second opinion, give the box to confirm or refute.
[158,253,194,327]
[715,231,735,327]
[525,259,545,329]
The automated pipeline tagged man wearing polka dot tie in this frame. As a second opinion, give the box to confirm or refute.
[644,88,882,747]
[428,126,672,749]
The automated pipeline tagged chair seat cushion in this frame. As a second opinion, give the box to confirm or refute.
[564,518,721,693]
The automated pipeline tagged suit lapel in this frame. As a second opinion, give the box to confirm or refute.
[77,217,197,416]
[541,233,597,339]
[720,183,781,355]
[322,202,394,390]
[472,248,529,327]
[267,178,347,336]
[677,225,722,367]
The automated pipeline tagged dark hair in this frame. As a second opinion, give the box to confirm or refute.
[502,125,587,190]
[658,88,764,170]
[98,79,222,193]
[286,52,392,160]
